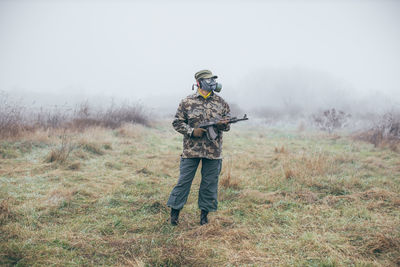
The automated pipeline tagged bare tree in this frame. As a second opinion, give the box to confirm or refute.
[312,108,351,133]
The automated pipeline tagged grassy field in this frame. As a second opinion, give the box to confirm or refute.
[0,122,399,266]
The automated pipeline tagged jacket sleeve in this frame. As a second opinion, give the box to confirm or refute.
[172,100,194,136]
[221,101,231,132]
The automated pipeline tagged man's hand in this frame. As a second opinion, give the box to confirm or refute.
[192,128,207,137]
[216,119,229,130]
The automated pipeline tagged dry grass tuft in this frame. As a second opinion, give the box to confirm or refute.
[240,189,283,204]
[0,198,15,224]
[105,162,121,170]
[147,201,166,214]
[294,190,319,204]
[297,121,306,132]
[220,160,242,190]
[78,141,104,155]
[77,127,114,143]
[359,188,400,210]
[155,240,200,267]
[76,128,110,155]
[44,134,74,163]
[274,145,287,153]
[362,233,400,258]
[116,123,146,138]
[69,118,102,131]
[103,142,112,150]
[67,161,81,170]
[19,129,52,143]
[187,216,236,238]
[0,143,19,159]
[220,172,241,190]
[284,168,295,179]
[359,188,400,202]
[45,188,75,207]
[299,152,331,177]
[119,257,146,267]
[73,149,89,159]
[323,188,400,209]
[45,147,70,163]
[136,167,152,175]
[322,194,357,206]
[281,151,334,183]
[105,237,139,254]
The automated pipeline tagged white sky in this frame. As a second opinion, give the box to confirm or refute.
[0,0,399,111]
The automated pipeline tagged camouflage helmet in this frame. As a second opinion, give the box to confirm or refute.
[194,70,218,80]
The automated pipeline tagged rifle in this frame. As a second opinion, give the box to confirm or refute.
[198,114,249,141]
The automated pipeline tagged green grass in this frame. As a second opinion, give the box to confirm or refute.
[0,123,399,266]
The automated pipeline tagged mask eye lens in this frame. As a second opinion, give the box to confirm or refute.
[204,78,214,84]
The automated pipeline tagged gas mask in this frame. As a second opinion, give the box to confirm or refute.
[199,78,222,92]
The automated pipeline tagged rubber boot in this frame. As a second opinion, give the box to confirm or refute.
[200,210,209,225]
[170,208,180,226]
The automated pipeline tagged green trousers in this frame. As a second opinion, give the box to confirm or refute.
[167,158,222,212]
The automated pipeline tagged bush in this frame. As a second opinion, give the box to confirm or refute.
[355,112,400,151]
[98,102,149,129]
[69,101,150,130]
[312,108,351,133]
[0,92,150,139]
[0,92,26,138]
[45,134,74,164]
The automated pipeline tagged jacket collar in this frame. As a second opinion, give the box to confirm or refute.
[195,90,214,99]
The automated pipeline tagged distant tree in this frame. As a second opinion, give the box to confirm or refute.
[312,108,351,133]
[355,112,400,151]
[378,112,400,138]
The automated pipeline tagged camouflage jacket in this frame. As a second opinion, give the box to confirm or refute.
[172,91,231,159]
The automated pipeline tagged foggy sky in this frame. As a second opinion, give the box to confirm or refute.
[0,0,399,112]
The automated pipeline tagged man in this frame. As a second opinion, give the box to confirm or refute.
[167,70,231,226]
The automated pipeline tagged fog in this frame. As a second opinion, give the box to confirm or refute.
[1,0,399,116]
